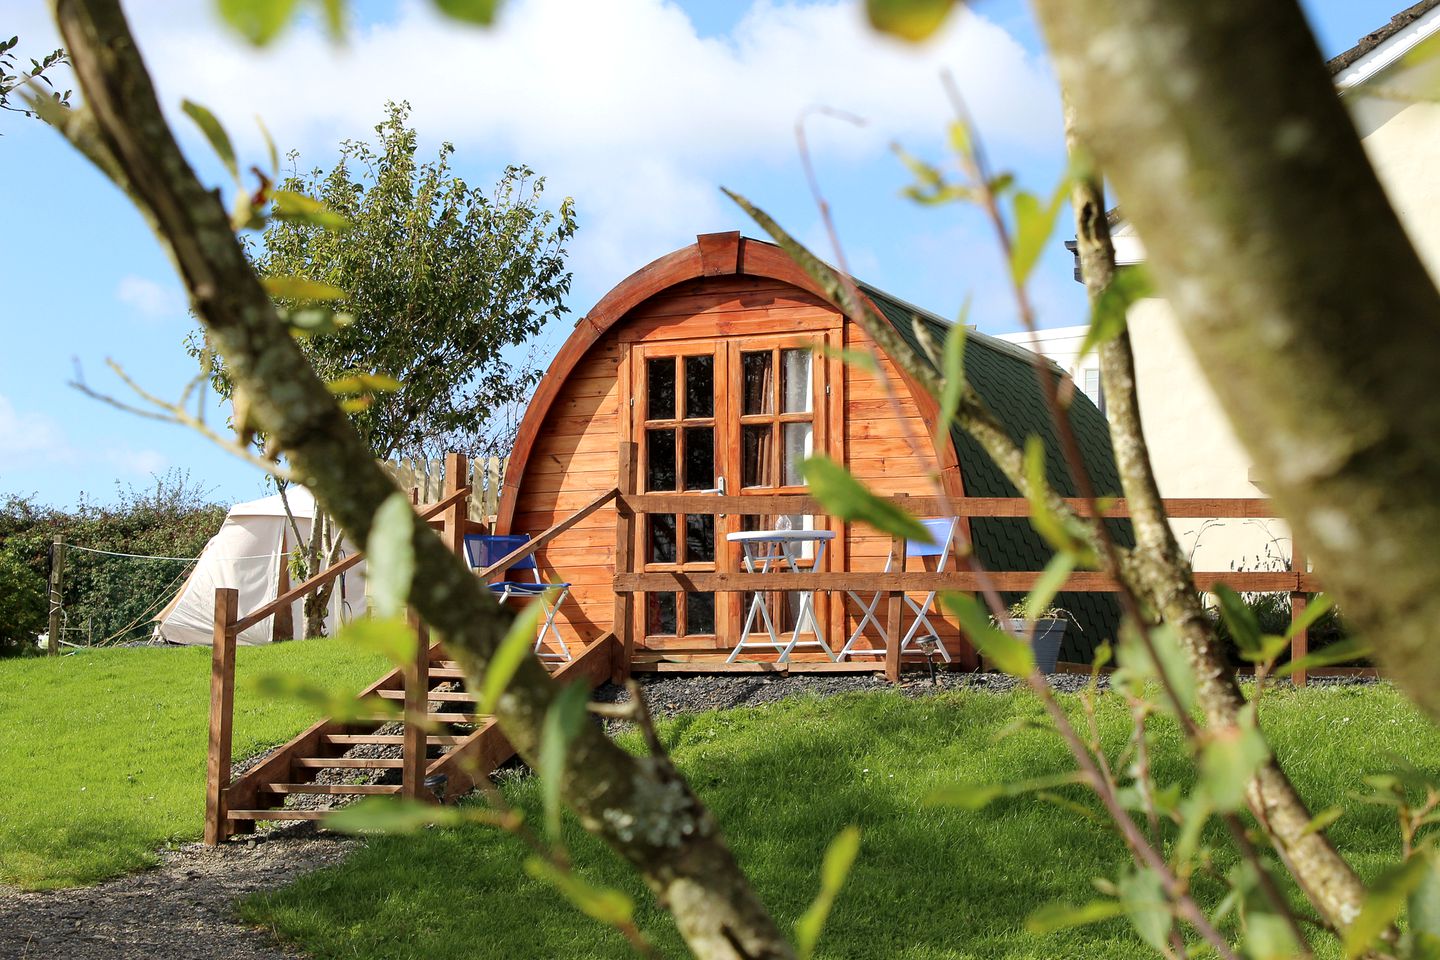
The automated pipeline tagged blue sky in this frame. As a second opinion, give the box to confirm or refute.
[0,0,1398,507]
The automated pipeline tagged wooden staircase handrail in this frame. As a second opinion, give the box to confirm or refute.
[476,487,619,580]
[234,486,472,633]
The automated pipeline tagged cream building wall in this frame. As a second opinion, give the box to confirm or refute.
[1003,19,1440,576]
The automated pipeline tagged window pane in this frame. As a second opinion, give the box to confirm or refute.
[647,357,676,420]
[683,426,714,491]
[782,422,813,486]
[646,429,676,491]
[648,593,676,635]
[742,351,773,415]
[781,349,812,413]
[741,424,773,488]
[686,592,715,634]
[648,514,676,564]
[684,355,713,419]
[685,514,715,563]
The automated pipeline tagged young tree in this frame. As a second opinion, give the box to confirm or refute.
[206,101,576,462]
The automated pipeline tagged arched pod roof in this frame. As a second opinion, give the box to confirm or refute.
[501,233,1127,655]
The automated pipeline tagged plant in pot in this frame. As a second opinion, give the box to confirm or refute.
[991,601,1070,675]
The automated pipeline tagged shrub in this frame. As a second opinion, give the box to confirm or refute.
[0,473,227,652]
[0,549,46,656]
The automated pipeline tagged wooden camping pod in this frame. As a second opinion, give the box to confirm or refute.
[495,233,1126,669]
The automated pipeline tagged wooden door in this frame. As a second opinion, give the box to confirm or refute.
[629,333,837,654]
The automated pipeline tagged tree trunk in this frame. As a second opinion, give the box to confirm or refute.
[52,2,795,956]
[1029,1,1440,726]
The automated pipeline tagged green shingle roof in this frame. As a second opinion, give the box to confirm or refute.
[858,282,1131,660]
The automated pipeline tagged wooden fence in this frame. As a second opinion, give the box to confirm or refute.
[380,455,507,524]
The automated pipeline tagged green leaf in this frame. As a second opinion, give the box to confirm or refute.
[1025,899,1124,935]
[1022,436,1091,563]
[479,597,547,714]
[539,680,591,842]
[181,99,238,182]
[801,455,931,544]
[795,826,861,959]
[1246,911,1299,960]
[327,372,403,395]
[943,592,1035,677]
[865,0,955,41]
[1345,853,1431,957]
[366,493,414,620]
[926,783,1004,810]
[286,307,354,337]
[1025,552,1075,622]
[324,797,460,834]
[1079,267,1153,359]
[256,114,279,174]
[1118,867,1171,953]
[1214,584,1263,656]
[935,300,969,444]
[336,615,417,666]
[263,274,347,301]
[524,857,635,927]
[1300,806,1345,837]
[1272,637,1372,677]
[271,189,351,231]
[1198,723,1269,812]
[815,343,879,375]
[1010,188,1065,286]
[433,0,503,25]
[1409,851,1440,960]
[1286,592,1333,640]
[216,0,302,45]
[249,673,396,723]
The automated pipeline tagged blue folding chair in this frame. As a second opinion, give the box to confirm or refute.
[839,517,958,662]
[464,534,573,662]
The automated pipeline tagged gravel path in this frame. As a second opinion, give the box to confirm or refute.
[0,825,354,960]
[4,670,1375,959]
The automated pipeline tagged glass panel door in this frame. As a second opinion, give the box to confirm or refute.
[635,344,722,643]
[723,337,828,644]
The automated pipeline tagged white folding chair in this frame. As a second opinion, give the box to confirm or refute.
[464,534,573,662]
[839,517,958,662]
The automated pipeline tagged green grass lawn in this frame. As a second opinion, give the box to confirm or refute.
[241,683,1438,960]
[0,641,386,889]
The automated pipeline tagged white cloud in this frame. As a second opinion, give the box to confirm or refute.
[0,394,168,477]
[115,274,185,322]
[21,0,1060,293]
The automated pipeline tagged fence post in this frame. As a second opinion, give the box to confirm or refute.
[442,452,468,558]
[885,534,905,683]
[613,442,637,684]
[47,537,65,655]
[1290,539,1309,689]
[403,610,430,800]
[204,587,239,845]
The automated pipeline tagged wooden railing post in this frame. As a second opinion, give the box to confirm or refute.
[47,536,65,656]
[613,442,637,684]
[403,610,430,800]
[1290,538,1309,689]
[442,452,468,558]
[885,534,905,683]
[204,587,239,845]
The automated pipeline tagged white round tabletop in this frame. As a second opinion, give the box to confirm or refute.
[725,529,836,543]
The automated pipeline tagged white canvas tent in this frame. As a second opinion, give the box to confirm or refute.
[153,487,365,646]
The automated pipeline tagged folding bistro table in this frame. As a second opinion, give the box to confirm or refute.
[725,528,836,663]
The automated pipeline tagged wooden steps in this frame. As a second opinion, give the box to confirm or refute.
[215,635,618,841]
[264,783,400,796]
[324,734,466,746]
[296,757,403,769]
